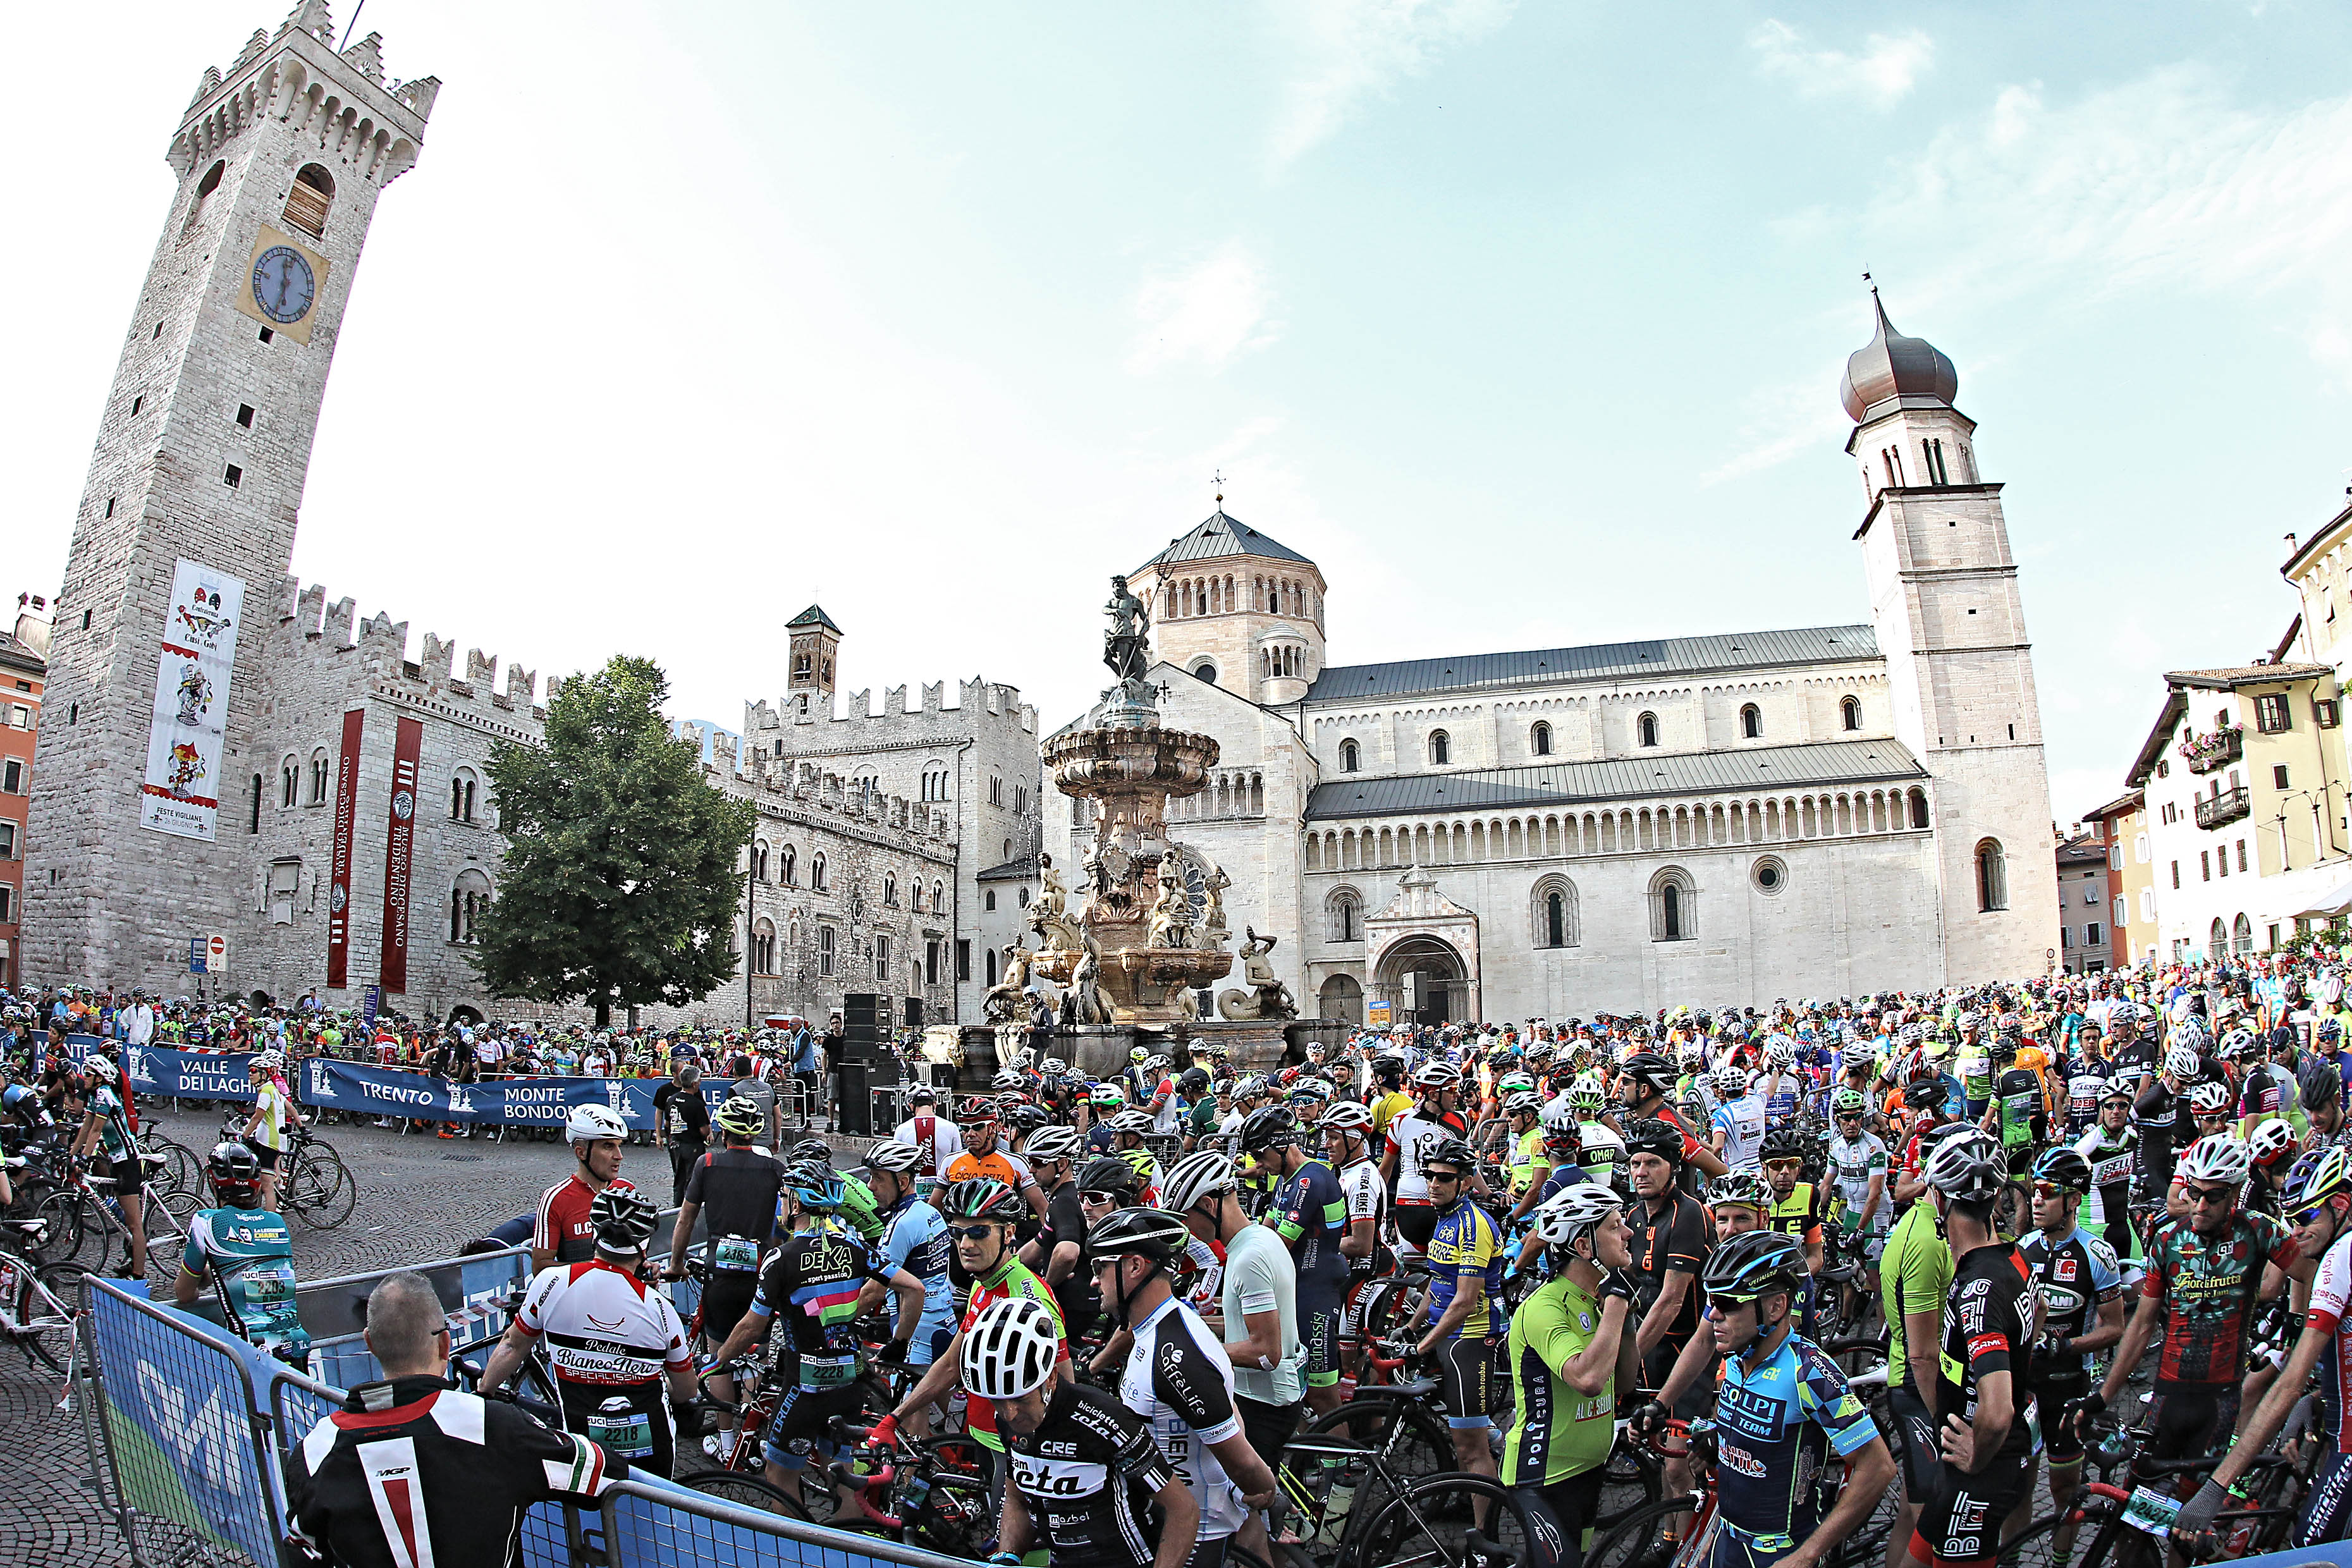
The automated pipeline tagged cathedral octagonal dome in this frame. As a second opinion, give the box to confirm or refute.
[1839,291,1957,422]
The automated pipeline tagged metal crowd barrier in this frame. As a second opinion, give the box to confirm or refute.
[74,1268,972,1568]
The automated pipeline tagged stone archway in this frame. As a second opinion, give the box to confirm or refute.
[1375,934,1469,1027]
[1318,974,1364,1025]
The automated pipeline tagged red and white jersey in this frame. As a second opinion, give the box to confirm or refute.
[514,1258,689,1389]
[891,1115,962,1179]
[532,1175,640,1265]
[2302,1230,2352,1452]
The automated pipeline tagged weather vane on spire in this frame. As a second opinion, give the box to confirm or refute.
[1862,270,1877,297]
[1213,469,1225,506]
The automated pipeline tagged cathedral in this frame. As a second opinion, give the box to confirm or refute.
[1044,300,2061,1024]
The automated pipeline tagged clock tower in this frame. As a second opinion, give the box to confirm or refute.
[21,3,434,986]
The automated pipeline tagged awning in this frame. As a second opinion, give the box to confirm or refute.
[2293,878,2352,919]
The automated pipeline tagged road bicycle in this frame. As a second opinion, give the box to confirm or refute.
[34,1149,195,1282]
[1273,1422,1536,1568]
[1996,1433,2308,1568]
[0,1216,89,1372]
[1587,1415,1899,1568]
[824,1414,993,1553]
[220,1112,355,1229]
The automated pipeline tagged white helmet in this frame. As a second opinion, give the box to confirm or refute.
[1024,1125,1084,1163]
[566,1104,628,1145]
[1714,1064,1748,1097]
[1530,1182,1623,1251]
[2185,1081,2231,1115]
[960,1296,1062,1400]
[2165,1044,2202,1079]
[1106,1109,1155,1136]
[1504,1090,1543,1117]
[2177,1135,2252,1188]
[1920,1129,2006,1204]
[864,1139,925,1173]
[1765,1038,1795,1069]
[1158,1150,1237,1213]
[251,1050,286,1075]
[2250,1118,2298,1165]
[1413,1062,1461,1090]
[1321,1101,1374,1134]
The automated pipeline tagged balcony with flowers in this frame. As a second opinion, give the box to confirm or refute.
[2179,725,2243,775]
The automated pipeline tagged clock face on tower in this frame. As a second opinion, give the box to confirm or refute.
[250,245,316,324]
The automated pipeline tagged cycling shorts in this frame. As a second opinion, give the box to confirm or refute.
[1340,1274,1379,1343]
[700,1272,759,1345]
[1909,1435,2033,1568]
[1887,1386,1940,1502]
[2300,1448,2352,1547]
[2027,1378,2090,1465]
[1518,1470,1607,1568]
[240,1137,282,1172]
[1642,1345,1713,1421]
[1436,1335,1502,1429]
[1304,1306,1341,1387]
[1714,1521,1803,1568]
[2144,1380,2241,1466]
[1395,1203,1438,1254]
[762,1381,864,1472]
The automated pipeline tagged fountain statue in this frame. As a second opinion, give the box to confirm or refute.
[1032,577,1234,1024]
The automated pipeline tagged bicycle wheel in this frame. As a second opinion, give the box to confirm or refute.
[32,1191,88,1266]
[1303,1394,1453,1486]
[679,1470,813,1520]
[11,1260,90,1373]
[1584,1496,1686,1568]
[149,1136,203,1199]
[288,1145,356,1228]
[1360,1473,1536,1568]
[1997,1512,2088,1568]
[1595,1430,1663,1531]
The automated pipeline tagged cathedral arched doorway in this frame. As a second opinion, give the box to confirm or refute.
[1318,974,1364,1025]
[1376,935,1468,1027]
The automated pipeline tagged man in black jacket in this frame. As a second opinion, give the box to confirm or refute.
[285,1271,627,1568]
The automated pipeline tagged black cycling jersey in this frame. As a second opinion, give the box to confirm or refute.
[751,1223,890,1378]
[286,1376,627,1568]
[2134,1079,2180,1201]
[682,1146,785,1256]
[1938,1240,2036,1440]
[1005,1380,1177,1568]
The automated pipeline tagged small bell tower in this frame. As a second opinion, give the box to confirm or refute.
[786,605,842,716]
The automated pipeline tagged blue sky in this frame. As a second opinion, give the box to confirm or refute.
[13,3,2352,825]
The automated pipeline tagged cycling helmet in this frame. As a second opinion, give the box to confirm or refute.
[1240,1105,1301,1153]
[1920,1130,2006,1205]
[1090,1085,1126,1109]
[2176,1135,2253,1188]
[781,1160,847,1212]
[1568,1075,1607,1115]
[940,1177,1024,1224]
[206,1140,263,1203]
[1902,1078,1948,1112]
[1412,1062,1461,1091]
[1321,1101,1373,1136]
[2223,1028,2263,1062]
[1765,1038,1795,1069]
[2285,1145,2352,1216]
[2185,1081,2231,1116]
[251,1050,286,1075]
[2030,1146,2093,1194]
[864,1138,924,1173]
[2165,1044,2202,1079]
[1503,1091,1543,1118]
[1042,1058,1068,1076]
[1422,1137,1477,1173]
[1530,1182,1622,1252]
[1700,1229,1806,1304]
[1077,1155,1144,1203]
[956,1096,1000,1126]
[1002,1103,1050,1134]
[1713,1064,1748,1098]
[1084,1205,1192,1265]
[1232,1075,1269,1102]
[2249,1118,2299,1170]
[792,1137,836,1165]
[962,1296,1062,1400]
[589,1186,659,1251]
[1760,1126,1806,1163]
[1117,1146,1158,1187]
[1831,1087,1868,1117]
[1617,1053,1677,1095]
[1106,1109,1155,1136]
[1130,1047,1149,1063]
[990,1070,1024,1092]
[2108,1001,2140,1027]
[1622,1117,1684,1165]
[2322,1018,2346,1046]
[1287,1078,1333,1106]
[1023,1125,1084,1164]
[1497,1072,1538,1098]
[1705,1170,1772,1210]
[1143,1055,1170,1075]
[1179,1067,1211,1095]
[565,1105,628,1145]
[2301,1060,2344,1112]
[712,1096,764,1139]
[1160,1150,1237,1213]
[2102,1073,2139,1104]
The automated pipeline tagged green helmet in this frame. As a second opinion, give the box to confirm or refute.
[1831,1087,1868,1117]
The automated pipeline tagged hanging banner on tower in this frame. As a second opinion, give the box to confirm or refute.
[325,707,365,989]
[379,715,423,994]
[138,558,245,841]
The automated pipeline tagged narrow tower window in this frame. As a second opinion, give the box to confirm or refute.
[1740,704,1762,739]
[284,164,334,239]
[1637,711,1660,748]
[1531,721,1553,756]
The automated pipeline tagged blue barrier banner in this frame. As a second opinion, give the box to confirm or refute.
[295,1056,732,1129]
[129,1044,259,1102]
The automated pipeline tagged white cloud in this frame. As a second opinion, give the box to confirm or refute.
[1267,0,1517,169]
[1749,20,1933,109]
[1127,242,1282,374]
[1699,374,1851,487]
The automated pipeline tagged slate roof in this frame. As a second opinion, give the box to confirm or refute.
[0,630,43,676]
[1136,511,1314,573]
[1304,738,1928,821]
[787,604,841,632]
[977,854,1038,882]
[1305,625,1878,706]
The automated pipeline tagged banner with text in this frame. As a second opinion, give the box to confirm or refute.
[138,559,246,841]
[326,707,364,988]
[380,714,422,993]
[297,1057,730,1128]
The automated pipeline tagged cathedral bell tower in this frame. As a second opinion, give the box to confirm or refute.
[1132,506,1326,707]
[22,3,433,987]
[1844,288,2059,981]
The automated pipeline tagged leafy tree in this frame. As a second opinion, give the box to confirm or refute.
[470,655,753,1027]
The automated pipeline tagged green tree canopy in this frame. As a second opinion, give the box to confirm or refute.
[469,654,754,1027]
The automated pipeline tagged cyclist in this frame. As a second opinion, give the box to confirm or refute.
[1016,1124,1094,1335]
[1383,1061,1469,1256]
[1821,1089,1889,1294]
[1880,1124,1960,1568]
[1985,1036,2047,1234]
[66,1051,149,1280]
[239,1049,294,1211]
[1321,1099,1390,1378]
[1087,1203,1280,1568]
[1614,1053,1729,1181]
[969,1295,1199,1568]
[1672,1230,1893,1568]
[1409,1136,1507,1490]
[1245,1106,1345,1421]
[532,1105,636,1272]
[1710,1063,1767,1172]
[660,1095,783,1458]
[484,1187,697,1478]
[890,1086,963,1194]
[701,1160,929,1507]
[1101,1109,1165,1203]
[1622,1114,1715,1454]
[2184,1145,2352,1546]
[1909,1130,2035,1568]
[947,1099,1048,1221]
[2075,1134,2314,1466]
[1501,1090,1553,1220]
[173,1141,309,1363]
[2131,1042,2200,1204]
[2012,1147,2124,1557]
[1505,1184,1639,1568]
[2071,1075,2140,1267]
[1759,1127,1823,1277]
[2305,1057,2349,1150]
[286,1272,628,1568]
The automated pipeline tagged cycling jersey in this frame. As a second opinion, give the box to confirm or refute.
[2016,1222,2122,1381]
[514,1257,690,1469]
[2072,1124,2137,1241]
[1270,1156,1347,1305]
[1006,1381,1178,1568]
[878,1194,956,1345]
[1765,1182,1822,1247]
[2063,1063,2108,1133]
[1503,1275,1615,1486]
[1959,1050,1995,1115]
[1426,1198,1505,1337]
[1939,1240,2035,1431]
[2141,1209,2300,1383]
[890,1113,963,1187]
[1389,1108,1466,1203]
[1627,1189,1712,1357]
[1369,1090,1416,1149]
[1223,1222,1304,1405]
[681,1148,783,1260]
[1712,1332,1879,1549]
[1823,1133,1889,1231]
[1120,1295,1247,1541]
[946,1148,1034,1194]
[1713,1095,1767,1170]
[532,1175,640,1266]
[183,1205,309,1357]
[250,1077,293,1152]
[2134,1079,2181,1201]
[2301,1230,2352,1454]
[1760,1074,1801,1132]
[1991,1069,2045,1153]
[84,1081,134,1161]
[1335,1156,1388,1279]
[1880,1204,1954,1394]
[965,1258,1069,1451]
[1507,1125,1549,1194]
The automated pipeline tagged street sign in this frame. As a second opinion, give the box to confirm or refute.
[207,933,229,971]
[188,938,207,974]
[362,986,381,1028]
[1367,1000,1393,1027]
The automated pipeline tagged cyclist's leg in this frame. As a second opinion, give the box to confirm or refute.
[2143,1381,2239,1467]
[1302,1304,1342,1419]
[2032,1377,2091,1556]
[1885,1385,1940,1568]
[1909,1440,2033,1568]
[1436,1335,1501,1526]
[1519,1470,1605,1568]
[2296,1447,2352,1547]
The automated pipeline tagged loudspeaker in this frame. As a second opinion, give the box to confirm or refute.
[903,997,923,1030]
[844,993,881,1058]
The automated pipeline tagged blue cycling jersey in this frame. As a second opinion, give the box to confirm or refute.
[183,1206,310,1356]
[1425,1199,1504,1338]
[1711,1331,1878,1547]
[880,1195,957,1337]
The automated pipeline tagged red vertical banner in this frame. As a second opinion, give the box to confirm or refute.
[325,707,365,988]
[380,716,423,994]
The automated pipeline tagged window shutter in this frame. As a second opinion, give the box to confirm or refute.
[283,181,329,238]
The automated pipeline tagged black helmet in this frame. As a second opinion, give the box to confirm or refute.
[1701,1230,1806,1303]
[1903,1077,1949,1112]
[1003,1103,1050,1133]
[1240,1105,1301,1155]
[1422,1137,1477,1173]
[1622,1117,1683,1165]
[1084,1204,1192,1265]
[1077,1155,1144,1203]
[2301,1060,2343,1112]
[1179,1067,1211,1094]
[589,1186,659,1253]
[792,1137,835,1165]
[1760,1126,1807,1163]
[207,1140,262,1204]
[2030,1146,2093,1194]
[1618,1053,1676,1095]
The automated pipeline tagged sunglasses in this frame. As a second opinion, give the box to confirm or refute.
[1763,1158,1802,1172]
[948,1224,1003,1242]
[2030,1181,2071,1199]
[1426,1170,1463,1183]
[2184,1184,2237,1207]
[2293,1206,2328,1228]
